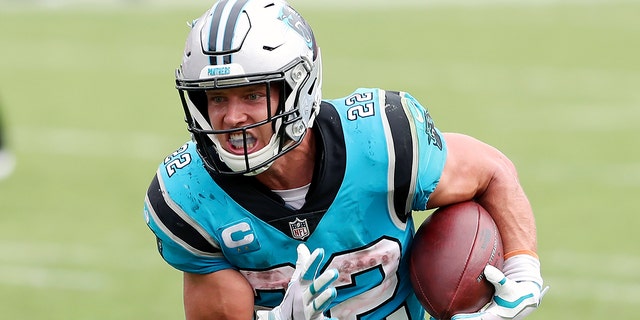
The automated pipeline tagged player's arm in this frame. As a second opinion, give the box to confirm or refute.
[183,245,338,320]
[427,133,547,320]
[426,132,535,254]
[144,164,254,319]
[183,269,255,320]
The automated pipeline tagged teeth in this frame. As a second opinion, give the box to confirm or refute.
[229,133,256,150]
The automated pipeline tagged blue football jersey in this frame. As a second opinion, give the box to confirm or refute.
[144,88,447,319]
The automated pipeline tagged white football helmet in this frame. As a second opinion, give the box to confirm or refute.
[175,0,322,176]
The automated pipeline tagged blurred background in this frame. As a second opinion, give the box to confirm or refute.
[0,0,638,318]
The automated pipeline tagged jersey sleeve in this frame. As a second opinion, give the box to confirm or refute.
[142,143,233,274]
[400,92,448,211]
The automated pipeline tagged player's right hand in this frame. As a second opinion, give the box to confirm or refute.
[450,265,549,320]
[256,244,339,320]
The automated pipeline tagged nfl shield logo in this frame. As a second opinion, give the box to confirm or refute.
[289,218,310,240]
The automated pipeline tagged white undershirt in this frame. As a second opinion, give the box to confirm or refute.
[271,183,311,210]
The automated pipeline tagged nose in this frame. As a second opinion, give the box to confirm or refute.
[223,98,249,127]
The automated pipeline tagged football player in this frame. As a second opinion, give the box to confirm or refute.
[143,0,547,319]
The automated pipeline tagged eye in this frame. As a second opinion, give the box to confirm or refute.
[247,92,262,101]
[206,93,225,104]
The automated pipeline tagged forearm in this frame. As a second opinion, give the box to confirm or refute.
[473,158,537,256]
[184,270,255,320]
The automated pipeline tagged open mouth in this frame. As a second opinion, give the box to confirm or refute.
[228,132,258,154]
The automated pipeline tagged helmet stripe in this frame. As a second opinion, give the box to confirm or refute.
[222,0,250,65]
[207,0,229,65]
[207,0,250,65]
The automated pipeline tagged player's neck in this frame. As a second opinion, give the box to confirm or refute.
[256,129,316,191]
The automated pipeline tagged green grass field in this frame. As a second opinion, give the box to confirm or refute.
[1,0,639,318]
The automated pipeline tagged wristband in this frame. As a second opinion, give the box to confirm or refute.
[504,249,538,260]
[502,254,543,288]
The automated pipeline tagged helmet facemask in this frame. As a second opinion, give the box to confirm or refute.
[177,56,320,176]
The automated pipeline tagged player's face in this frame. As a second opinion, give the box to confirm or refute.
[206,83,280,156]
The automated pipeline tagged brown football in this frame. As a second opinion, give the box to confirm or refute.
[409,201,504,319]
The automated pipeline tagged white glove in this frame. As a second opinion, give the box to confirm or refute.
[451,255,549,320]
[256,244,339,320]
